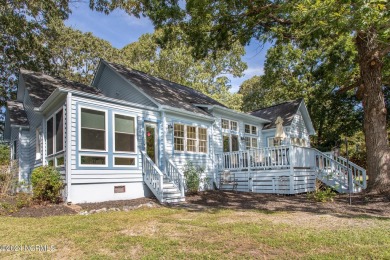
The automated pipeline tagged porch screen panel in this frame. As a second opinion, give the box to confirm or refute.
[174,124,184,151]
[198,128,207,153]
[55,109,64,152]
[115,114,135,152]
[186,126,196,152]
[81,108,105,150]
[47,118,54,155]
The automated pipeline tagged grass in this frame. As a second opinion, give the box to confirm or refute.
[0,208,389,259]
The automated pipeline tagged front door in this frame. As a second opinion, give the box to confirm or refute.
[145,122,158,164]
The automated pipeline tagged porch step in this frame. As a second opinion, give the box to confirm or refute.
[161,178,185,203]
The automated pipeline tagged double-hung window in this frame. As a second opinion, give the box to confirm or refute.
[174,124,207,153]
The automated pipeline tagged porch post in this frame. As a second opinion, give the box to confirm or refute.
[65,92,72,202]
[289,145,295,195]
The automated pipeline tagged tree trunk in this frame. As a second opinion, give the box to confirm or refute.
[356,28,390,194]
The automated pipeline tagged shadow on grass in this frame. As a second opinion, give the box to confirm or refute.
[166,190,390,221]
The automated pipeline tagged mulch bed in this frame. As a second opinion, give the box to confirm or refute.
[181,190,390,218]
[1,191,389,218]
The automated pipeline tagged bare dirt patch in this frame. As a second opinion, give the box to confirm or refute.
[78,197,158,211]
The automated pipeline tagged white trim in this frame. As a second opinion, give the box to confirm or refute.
[173,123,208,154]
[66,92,72,202]
[113,111,137,153]
[78,105,108,153]
[144,122,159,165]
[244,123,258,135]
[78,154,108,167]
[45,106,65,157]
[113,155,138,167]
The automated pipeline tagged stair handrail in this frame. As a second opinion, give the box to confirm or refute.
[165,156,185,198]
[322,151,367,189]
[141,150,164,203]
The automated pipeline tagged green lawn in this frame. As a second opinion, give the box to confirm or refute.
[0,208,389,259]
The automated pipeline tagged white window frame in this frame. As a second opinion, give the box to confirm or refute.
[173,123,208,154]
[79,154,108,167]
[46,107,65,157]
[113,112,137,154]
[113,155,138,167]
[78,105,108,153]
[223,133,239,152]
[245,136,258,150]
[244,124,257,135]
[56,156,65,167]
[222,118,239,132]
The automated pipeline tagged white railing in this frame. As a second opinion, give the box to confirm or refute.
[323,152,367,189]
[165,156,185,197]
[216,146,291,170]
[141,151,164,203]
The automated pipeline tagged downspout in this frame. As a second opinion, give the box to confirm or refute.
[65,93,72,202]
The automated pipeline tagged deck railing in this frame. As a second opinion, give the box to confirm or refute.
[141,151,164,202]
[165,156,185,197]
[322,152,367,189]
[216,146,291,170]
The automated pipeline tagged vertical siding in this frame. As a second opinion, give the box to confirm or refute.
[93,66,157,108]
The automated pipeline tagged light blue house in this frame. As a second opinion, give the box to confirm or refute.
[3,60,366,203]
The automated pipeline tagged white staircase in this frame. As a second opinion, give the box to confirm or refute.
[314,150,367,193]
[141,151,185,203]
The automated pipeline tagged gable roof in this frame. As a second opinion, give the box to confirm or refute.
[250,99,303,130]
[103,61,225,116]
[6,101,29,127]
[20,69,103,107]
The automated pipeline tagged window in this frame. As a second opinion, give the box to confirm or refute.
[244,124,257,135]
[80,155,106,166]
[174,124,208,153]
[36,129,41,160]
[230,121,238,131]
[81,108,106,151]
[222,119,229,129]
[47,117,54,155]
[56,156,65,167]
[55,110,63,152]
[174,124,184,151]
[198,128,207,153]
[245,137,258,150]
[222,119,238,131]
[114,114,135,152]
[46,109,64,156]
[224,134,239,152]
[114,157,136,166]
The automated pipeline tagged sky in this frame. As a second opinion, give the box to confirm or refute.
[65,2,269,92]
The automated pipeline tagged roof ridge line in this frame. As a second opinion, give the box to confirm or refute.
[250,98,303,113]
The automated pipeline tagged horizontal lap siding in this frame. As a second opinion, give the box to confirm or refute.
[289,111,310,145]
[70,96,158,185]
[293,170,316,193]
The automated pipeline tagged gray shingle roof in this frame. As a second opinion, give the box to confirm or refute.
[20,69,103,107]
[105,61,225,116]
[7,101,29,127]
[250,99,303,129]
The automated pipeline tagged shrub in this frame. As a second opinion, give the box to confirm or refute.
[183,161,204,194]
[308,186,336,202]
[0,162,18,195]
[16,193,32,209]
[31,166,63,203]
[0,144,10,165]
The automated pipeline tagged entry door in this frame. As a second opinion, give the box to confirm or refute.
[145,123,158,164]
